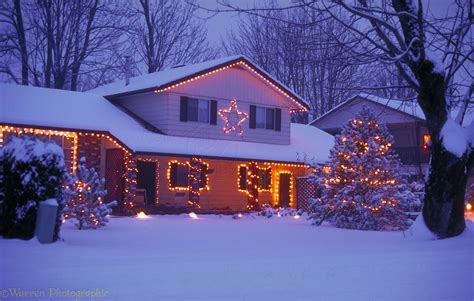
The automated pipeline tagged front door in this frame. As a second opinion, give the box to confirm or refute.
[278,173,291,207]
[137,161,157,205]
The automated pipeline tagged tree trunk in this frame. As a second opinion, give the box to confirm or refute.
[417,63,467,238]
[13,0,28,85]
[423,136,467,238]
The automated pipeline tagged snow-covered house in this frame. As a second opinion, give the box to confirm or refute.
[0,56,333,212]
[310,94,473,179]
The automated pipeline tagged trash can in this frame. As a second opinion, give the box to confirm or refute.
[35,199,58,243]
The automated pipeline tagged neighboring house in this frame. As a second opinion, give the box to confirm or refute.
[0,56,333,213]
[310,93,473,181]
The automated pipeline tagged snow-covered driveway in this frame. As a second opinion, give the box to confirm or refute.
[1,215,473,300]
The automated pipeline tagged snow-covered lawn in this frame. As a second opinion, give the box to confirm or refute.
[1,215,473,301]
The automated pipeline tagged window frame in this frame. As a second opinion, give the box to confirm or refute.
[187,98,210,124]
[258,167,272,191]
[255,105,276,130]
[238,165,272,192]
[238,165,248,191]
[176,164,189,187]
[169,161,189,189]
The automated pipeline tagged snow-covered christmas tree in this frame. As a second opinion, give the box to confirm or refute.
[309,107,413,230]
[63,157,116,229]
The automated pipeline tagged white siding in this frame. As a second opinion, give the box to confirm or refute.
[166,93,290,144]
[114,66,293,145]
[116,92,169,132]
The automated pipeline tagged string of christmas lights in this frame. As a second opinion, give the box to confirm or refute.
[273,171,294,207]
[309,108,413,230]
[1,125,137,215]
[246,162,260,211]
[137,157,160,205]
[153,61,308,112]
[218,99,248,136]
[188,157,208,208]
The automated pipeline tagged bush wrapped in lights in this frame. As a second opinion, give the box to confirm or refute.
[246,162,261,211]
[308,107,413,231]
[188,157,205,208]
[63,157,116,229]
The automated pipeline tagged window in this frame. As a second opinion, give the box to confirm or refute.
[256,107,266,128]
[238,165,271,191]
[169,162,189,189]
[258,167,272,190]
[180,96,218,124]
[255,106,275,129]
[250,105,281,131]
[176,165,189,187]
[187,98,210,123]
[238,166,248,190]
[265,108,275,130]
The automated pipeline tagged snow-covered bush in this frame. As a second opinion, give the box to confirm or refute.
[232,205,304,219]
[63,157,116,229]
[0,136,66,240]
[308,108,414,231]
[257,204,304,218]
[407,180,424,212]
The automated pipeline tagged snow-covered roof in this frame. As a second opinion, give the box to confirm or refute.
[0,84,332,163]
[88,55,309,110]
[311,93,473,127]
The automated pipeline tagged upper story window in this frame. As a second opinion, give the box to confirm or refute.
[249,105,281,131]
[180,96,217,125]
[188,98,209,123]
[256,107,275,129]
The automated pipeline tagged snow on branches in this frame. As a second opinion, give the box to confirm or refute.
[308,107,414,231]
[0,136,66,240]
[63,157,116,230]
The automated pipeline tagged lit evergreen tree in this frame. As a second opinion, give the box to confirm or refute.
[63,158,116,229]
[309,107,414,230]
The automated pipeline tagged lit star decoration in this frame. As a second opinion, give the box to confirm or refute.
[218,99,248,136]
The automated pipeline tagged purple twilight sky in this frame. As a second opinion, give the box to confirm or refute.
[198,0,458,47]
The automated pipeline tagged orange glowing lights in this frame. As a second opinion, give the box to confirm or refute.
[136,211,149,219]
[218,99,248,136]
[423,134,431,150]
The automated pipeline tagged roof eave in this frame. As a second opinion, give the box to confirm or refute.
[103,56,310,111]
[310,94,425,125]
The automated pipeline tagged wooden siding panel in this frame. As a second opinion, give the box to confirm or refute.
[152,155,306,211]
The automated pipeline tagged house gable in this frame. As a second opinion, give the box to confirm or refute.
[111,61,304,145]
[93,56,308,112]
[310,95,431,168]
[170,66,291,108]
[312,96,421,132]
